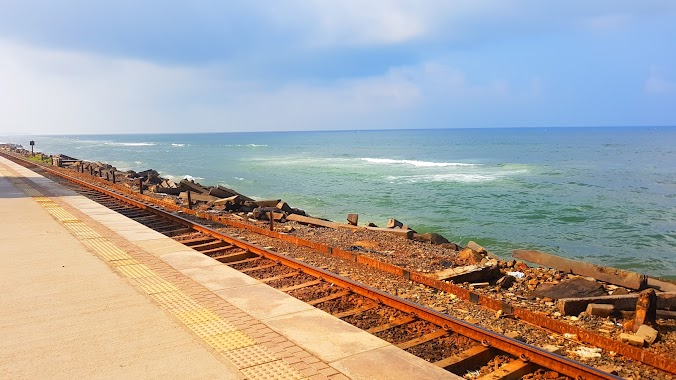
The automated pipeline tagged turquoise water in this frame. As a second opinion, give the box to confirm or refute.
[3,127,675,278]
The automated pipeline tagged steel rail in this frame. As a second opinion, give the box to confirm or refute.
[10,157,625,380]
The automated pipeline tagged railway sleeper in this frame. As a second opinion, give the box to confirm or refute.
[366,315,417,334]
[332,302,380,319]
[212,250,257,263]
[307,290,351,306]
[189,240,230,251]
[164,227,195,237]
[260,271,298,283]
[396,329,448,350]
[131,215,163,223]
[240,262,279,274]
[140,219,176,228]
[435,345,498,373]
[198,245,237,255]
[178,236,215,245]
[278,279,322,293]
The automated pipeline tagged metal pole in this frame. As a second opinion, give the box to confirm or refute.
[111,171,116,184]
[139,178,143,194]
[269,211,274,231]
[187,191,192,210]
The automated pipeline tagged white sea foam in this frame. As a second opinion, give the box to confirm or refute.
[104,142,156,147]
[171,143,186,147]
[386,168,527,184]
[386,174,496,183]
[361,158,479,167]
[224,144,268,147]
[163,174,204,181]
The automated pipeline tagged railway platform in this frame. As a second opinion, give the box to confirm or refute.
[0,156,457,380]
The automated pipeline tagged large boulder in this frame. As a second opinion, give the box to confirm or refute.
[456,247,485,265]
[532,277,605,299]
[412,233,450,245]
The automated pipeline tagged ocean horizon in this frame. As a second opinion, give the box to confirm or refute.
[3,126,675,279]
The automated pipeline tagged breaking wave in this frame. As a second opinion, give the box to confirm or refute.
[361,158,479,167]
[224,144,268,147]
[104,142,156,147]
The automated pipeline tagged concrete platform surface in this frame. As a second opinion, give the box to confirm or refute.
[0,156,460,380]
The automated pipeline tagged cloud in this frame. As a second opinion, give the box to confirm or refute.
[0,39,538,134]
[582,14,631,32]
[645,66,676,95]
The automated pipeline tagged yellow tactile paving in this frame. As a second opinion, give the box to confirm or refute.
[116,263,156,279]
[80,238,132,261]
[175,308,223,326]
[108,259,141,267]
[203,330,256,352]
[240,359,305,380]
[149,291,203,312]
[63,221,101,239]
[187,319,238,338]
[2,167,327,380]
[46,209,80,223]
[226,344,281,369]
[131,276,180,295]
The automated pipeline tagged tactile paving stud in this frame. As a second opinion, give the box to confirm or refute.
[46,208,80,222]
[116,264,155,279]
[63,222,100,238]
[109,259,140,267]
[203,330,256,352]
[150,291,202,312]
[132,276,179,295]
[187,319,238,338]
[239,359,305,380]
[81,238,132,261]
[224,344,281,369]
[175,308,222,325]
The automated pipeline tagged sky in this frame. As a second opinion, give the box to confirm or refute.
[0,1,675,134]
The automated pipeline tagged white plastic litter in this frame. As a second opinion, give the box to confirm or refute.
[507,271,525,279]
[571,347,602,360]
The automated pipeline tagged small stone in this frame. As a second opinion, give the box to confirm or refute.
[387,218,403,228]
[619,333,644,347]
[469,282,490,288]
[347,213,358,225]
[496,275,516,289]
[635,324,659,344]
[542,345,563,355]
[505,331,523,341]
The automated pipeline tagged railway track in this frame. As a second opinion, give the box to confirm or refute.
[0,152,653,379]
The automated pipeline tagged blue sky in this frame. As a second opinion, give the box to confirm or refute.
[0,1,675,134]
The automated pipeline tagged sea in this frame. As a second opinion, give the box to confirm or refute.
[3,127,675,279]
